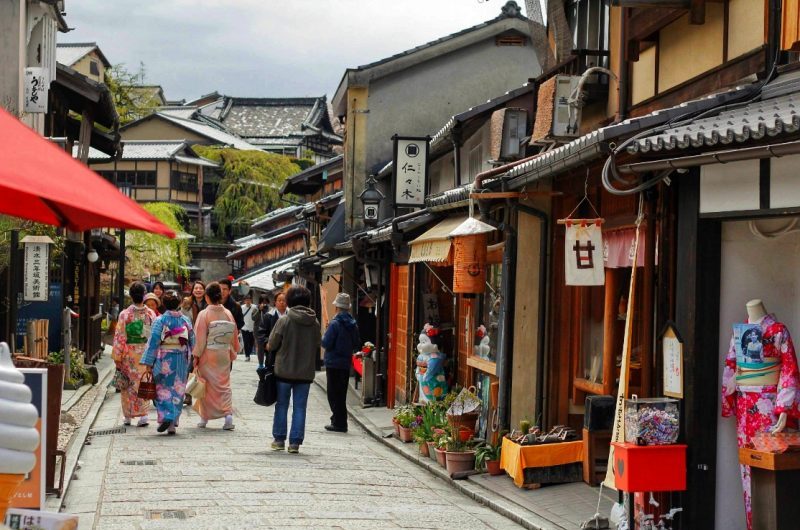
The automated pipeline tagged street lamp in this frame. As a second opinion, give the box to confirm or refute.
[359,175,384,227]
[86,248,99,263]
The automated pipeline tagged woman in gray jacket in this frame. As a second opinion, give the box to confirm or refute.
[267,286,321,454]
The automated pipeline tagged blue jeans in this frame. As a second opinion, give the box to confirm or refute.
[272,380,311,445]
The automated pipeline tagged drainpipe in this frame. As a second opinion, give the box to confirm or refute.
[617,7,629,122]
[473,154,541,192]
[451,129,462,188]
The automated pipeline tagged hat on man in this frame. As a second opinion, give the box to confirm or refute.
[333,293,352,310]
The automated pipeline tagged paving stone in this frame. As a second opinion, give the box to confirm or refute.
[60,360,524,529]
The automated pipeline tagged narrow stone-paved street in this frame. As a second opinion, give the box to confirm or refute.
[62,359,523,529]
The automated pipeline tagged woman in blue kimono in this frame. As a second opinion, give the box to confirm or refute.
[141,291,195,434]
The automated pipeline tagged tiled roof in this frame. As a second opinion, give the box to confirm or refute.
[629,91,800,155]
[227,223,306,259]
[56,42,111,68]
[250,205,304,229]
[158,106,198,120]
[234,253,304,291]
[147,113,260,150]
[82,140,185,161]
[219,97,341,142]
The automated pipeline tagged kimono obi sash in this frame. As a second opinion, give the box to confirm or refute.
[125,318,150,344]
[206,320,236,351]
[161,320,189,348]
[736,358,780,386]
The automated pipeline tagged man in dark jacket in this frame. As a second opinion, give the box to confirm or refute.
[219,278,245,331]
[321,293,360,433]
[255,291,287,369]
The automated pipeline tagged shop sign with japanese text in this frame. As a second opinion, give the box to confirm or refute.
[24,67,48,114]
[393,136,429,208]
[24,242,49,302]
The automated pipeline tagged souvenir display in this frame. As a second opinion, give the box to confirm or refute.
[624,397,680,446]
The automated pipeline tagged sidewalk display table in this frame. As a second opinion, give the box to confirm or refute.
[739,448,800,530]
[500,437,584,488]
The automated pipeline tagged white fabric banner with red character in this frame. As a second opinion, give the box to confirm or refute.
[564,219,604,286]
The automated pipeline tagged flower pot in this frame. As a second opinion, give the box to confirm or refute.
[445,450,476,474]
[458,426,474,442]
[486,459,503,476]
[448,412,479,434]
[398,425,413,443]
[426,441,437,461]
[392,418,400,438]
[434,447,447,467]
[419,441,430,458]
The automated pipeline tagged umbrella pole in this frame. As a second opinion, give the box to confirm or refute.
[6,230,19,353]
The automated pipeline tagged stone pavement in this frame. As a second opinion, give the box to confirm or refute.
[60,359,524,529]
[315,374,616,530]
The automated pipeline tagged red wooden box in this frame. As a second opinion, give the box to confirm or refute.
[611,442,687,492]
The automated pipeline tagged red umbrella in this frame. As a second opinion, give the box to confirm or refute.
[0,107,175,237]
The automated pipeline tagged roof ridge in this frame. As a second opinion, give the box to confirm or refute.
[57,41,97,47]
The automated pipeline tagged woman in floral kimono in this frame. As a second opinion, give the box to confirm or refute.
[721,302,800,530]
[112,281,155,427]
[192,282,239,430]
[141,291,195,435]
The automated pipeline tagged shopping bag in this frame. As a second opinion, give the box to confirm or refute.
[254,366,277,406]
[186,373,206,400]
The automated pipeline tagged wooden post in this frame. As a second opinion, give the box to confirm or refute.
[641,196,658,397]
[602,268,618,396]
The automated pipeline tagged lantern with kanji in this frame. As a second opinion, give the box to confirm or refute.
[449,217,496,294]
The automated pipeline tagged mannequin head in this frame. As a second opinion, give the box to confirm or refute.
[746,299,768,322]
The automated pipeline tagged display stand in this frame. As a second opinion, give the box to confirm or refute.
[739,448,800,530]
[500,437,584,488]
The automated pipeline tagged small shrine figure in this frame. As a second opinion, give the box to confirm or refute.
[415,323,448,402]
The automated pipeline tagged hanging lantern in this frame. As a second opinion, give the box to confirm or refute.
[450,217,496,294]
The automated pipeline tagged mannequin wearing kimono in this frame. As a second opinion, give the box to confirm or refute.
[721,299,800,530]
[415,327,447,402]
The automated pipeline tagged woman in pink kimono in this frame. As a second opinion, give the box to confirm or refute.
[192,281,239,430]
[721,303,800,530]
[112,281,156,427]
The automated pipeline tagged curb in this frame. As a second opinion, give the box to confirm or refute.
[46,362,115,511]
[312,376,561,530]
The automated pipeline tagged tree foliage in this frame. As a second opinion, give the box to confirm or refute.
[0,216,63,270]
[125,203,190,278]
[193,146,300,239]
[105,63,162,125]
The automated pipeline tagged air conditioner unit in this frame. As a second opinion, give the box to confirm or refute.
[490,108,528,161]
[531,75,582,144]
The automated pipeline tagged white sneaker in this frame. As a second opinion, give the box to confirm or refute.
[123,417,131,426]
[197,420,207,428]
[223,415,234,431]
[137,416,149,427]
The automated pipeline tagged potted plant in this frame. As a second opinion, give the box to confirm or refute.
[444,424,477,474]
[433,432,448,467]
[475,441,503,476]
[393,405,417,443]
[413,403,442,457]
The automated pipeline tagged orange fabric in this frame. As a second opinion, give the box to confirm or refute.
[500,438,584,487]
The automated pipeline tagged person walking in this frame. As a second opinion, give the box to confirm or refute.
[192,282,240,430]
[219,278,245,331]
[141,291,195,434]
[189,280,206,324]
[241,294,256,362]
[143,292,161,316]
[256,291,287,369]
[112,281,155,427]
[268,286,320,453]
[322,293,360,433]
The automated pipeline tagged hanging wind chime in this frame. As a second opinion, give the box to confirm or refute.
[449,185,496,294]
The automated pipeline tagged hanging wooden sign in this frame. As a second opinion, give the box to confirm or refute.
[560,218,604,286]
[661,322,684,399]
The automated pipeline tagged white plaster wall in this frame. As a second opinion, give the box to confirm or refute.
[715,218,800,530]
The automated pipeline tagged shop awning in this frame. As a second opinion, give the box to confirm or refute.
[234,253,302,291]
[318,201,346,253]
[408,215,466,263]
[321,254,354,277]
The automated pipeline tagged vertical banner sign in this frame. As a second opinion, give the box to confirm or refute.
[564,220,604,286]
[393,136,429,208]
[12,369,47,511]
[23,242,49,302]
[604,223,641,490]
[24,68,48,114]
[662,323,684,399]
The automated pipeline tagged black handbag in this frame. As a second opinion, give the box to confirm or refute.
[254,366,277,406]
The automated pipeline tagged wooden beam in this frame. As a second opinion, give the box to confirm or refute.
[627,7,686,42]
[466,355,497,376]
[689,0,706,25]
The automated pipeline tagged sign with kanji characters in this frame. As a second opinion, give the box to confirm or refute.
[563,219,604,286]
[24,67,48,114]
[392,136,429,208]
[662,322,684,399]
[23,242,49,302]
